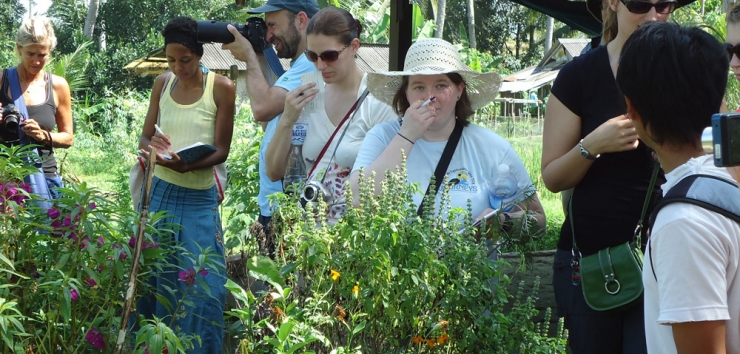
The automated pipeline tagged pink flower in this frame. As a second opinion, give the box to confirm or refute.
[88,277,97,287]
[178,269,196,286]
[47,207,61,219]
[70,288,79,301]
[119,253,127,260]
[96,236,104,246]
[63,217,71,227]
[129,236,136,248]
[85,327,105,350]
[198,268,208,277]
[89,202,96,210]
[81,237,91,249]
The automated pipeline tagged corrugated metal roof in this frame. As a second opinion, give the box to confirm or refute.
[558,38,590,59]
[125,42,389,76]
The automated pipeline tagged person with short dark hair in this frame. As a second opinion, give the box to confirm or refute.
[221,0,319,256]
[617,21,740,354]
[264,6,397,223]
[137,16,235,353]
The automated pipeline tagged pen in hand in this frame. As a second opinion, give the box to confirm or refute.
[154,124,164,135]
[420,96,436,107]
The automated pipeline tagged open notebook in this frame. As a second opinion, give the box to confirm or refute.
[161,142,216,164]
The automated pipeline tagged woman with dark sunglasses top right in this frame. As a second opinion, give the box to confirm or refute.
[264,6,396,224]
[541,0,691,353]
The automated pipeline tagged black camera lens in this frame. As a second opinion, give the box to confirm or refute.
[303,186,317,202]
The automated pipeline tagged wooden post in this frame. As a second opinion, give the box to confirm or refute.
[114,147,157,354]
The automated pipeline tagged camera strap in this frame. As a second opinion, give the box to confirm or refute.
[416,121,464,217]
[264,50,286,77]
[307,88,370,180]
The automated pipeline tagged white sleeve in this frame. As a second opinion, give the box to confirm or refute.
[652,207,731,324]
[352,122,395,173]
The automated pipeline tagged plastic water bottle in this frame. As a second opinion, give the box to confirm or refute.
[283,112,309,194]
[489,164,518,212]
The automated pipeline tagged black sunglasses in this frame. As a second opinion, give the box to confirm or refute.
[305,44,349,63]
[620,0,677,14]
[727,43,740,60]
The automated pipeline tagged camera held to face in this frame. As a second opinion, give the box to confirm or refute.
[703,113,740,167]
[301,180,332,205]
[0,103,24,145]
[196,18,270,52]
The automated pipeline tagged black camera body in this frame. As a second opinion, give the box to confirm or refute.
[703,113,740,167]
[197,18,270,52]
[0,103,23,144]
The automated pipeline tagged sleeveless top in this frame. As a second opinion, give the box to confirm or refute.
[1,70,58,177]
[153,71,218,190]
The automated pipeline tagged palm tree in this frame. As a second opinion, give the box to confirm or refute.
[47,41,93,95]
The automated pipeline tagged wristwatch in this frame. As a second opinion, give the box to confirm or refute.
[578,139,599,161]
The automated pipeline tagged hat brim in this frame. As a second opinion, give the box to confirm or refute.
[247,4,284,14]
[588,0,694,23]
[367,69,502,111]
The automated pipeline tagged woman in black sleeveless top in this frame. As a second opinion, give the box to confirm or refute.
[540,1,691,353]
[1,16,73,198]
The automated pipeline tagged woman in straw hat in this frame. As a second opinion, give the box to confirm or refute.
[350,38,545,236]
[541,1,690,353]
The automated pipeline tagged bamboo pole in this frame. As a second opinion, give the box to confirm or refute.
[114,147,157,354]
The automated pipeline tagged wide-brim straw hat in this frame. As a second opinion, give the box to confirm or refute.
[367,38,501,111]
[587,0,694,23]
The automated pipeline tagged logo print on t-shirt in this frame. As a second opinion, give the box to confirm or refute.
[447,169,477,193]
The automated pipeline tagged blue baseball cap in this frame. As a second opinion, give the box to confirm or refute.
[248,0,319,18]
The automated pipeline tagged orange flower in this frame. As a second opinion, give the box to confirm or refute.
[330,269,340,281]
[427,339,435,349]
[411,336,423,345]
[271,305,285,322]
[437,333,449,345]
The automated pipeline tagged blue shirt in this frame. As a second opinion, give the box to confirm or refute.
[258,53,317,216]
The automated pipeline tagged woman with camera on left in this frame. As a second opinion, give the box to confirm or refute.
[0,16,73,199]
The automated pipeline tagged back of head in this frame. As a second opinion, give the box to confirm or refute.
[616,22,728,147]
[306,6,362,44]
[163,16,203,57]
[17,16,57,51]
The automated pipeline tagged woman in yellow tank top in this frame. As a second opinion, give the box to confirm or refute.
[136,16,235,353]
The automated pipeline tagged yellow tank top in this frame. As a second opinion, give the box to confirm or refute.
[154,71,217,190]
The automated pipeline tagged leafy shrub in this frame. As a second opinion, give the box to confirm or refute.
[227,166,567,353]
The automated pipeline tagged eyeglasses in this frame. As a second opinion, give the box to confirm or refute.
[305,44,349,63]
[620,0,677,14]
[727,43,740,60]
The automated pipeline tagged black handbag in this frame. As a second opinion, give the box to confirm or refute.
[571,163,660,311]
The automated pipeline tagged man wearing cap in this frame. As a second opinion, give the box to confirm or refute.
[222,0,319,258]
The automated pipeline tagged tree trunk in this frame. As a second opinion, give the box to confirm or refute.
[700,0,705,15]
[544,16,554,54]
[84,0,100,40]
[435,0,446,38]
[516,23,521,58]
[467,0,476,48]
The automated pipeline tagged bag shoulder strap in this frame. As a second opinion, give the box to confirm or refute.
[307,88,369,179]
[648,174,740,281]
[416,121,464,217]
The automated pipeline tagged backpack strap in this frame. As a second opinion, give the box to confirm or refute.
[648,174,740,281]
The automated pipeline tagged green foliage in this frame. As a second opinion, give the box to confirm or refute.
[0,0,23,43]
[226,166,566,353]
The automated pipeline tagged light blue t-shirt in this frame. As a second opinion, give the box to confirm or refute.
[352,121,534,219]
[258,54,317,216]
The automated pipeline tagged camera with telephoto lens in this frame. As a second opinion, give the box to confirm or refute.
[196,18,270,52]
[301,180,332,205]
[0,103,24,144]
[702,113,740,167]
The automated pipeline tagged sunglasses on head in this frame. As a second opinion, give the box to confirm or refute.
[727,43,740,60]
[620,0,677,14]
[305,44,349,63]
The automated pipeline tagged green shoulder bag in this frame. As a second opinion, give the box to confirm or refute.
[571,163,659,312]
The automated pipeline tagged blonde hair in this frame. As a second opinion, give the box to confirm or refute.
[16,16,57,51]
[602,5,619,44]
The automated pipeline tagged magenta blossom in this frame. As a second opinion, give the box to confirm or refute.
[97,236,104,246]
[47,207,61,219]
[89,202,96,210]
[119,253,127,260]
[81,237,91,249]
[178,269,196,286]
[85,327,105,350]
[70,288,79,301]
[88,277,97,287]
[199,268,208,277]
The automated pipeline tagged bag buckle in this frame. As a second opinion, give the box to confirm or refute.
[571,251,581,286]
